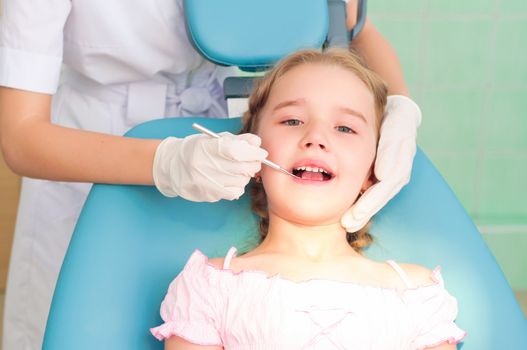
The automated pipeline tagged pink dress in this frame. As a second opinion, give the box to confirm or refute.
[151,248,466,349]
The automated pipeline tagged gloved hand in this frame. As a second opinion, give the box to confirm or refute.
[153,132,268,202]
[341,95,422,232]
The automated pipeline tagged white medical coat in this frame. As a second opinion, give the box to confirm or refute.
[0,1,230,349]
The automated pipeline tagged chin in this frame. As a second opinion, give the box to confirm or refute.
[270,201,346,227]
[263,178,361,225]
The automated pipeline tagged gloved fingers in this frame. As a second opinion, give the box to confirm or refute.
[216,131,262,145]
[385,95,422,126]
[216,131,235,137]
[178,187,222,202]
[201,184,245,201]
[177,173,246,202]
[218,135,268,162]
[221,186,246,200]
[390,142,415,185]
[385,141,415,183]
[200,145,263,176]
[213,172,252,188]
[236,133,263,147]
[352,179,404,221]
[340,179,404,232]
[377,116,418,147]
[193,163,252,192]
[226,161,262,177]
[226,160,262,177]
[379,100,420,147]
[375,138,416,180]
[340,210,370,233]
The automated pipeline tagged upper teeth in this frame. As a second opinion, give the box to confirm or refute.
[294,166,330,175]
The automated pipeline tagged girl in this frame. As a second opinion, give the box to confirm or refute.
[0,1,419,348]
[150,48,464,349]
[150,48,466,349]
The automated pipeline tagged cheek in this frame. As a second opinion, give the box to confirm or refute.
[258,128,277,156]
[260,133,296,167]
[364,144,377,169]
[359,149,377,182]
[338,140,377,191]
[342,135,376,167]
[361,132,378,163]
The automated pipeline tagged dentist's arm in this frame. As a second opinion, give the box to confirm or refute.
[0,87,266,201]
[345,1,409,96]
[0,87,159,184]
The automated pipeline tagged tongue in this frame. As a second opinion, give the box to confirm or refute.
[301,171,325,181]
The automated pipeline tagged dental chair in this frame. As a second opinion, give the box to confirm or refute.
[43,1,527,349]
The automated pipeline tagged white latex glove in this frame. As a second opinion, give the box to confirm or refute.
[341,95,422,232]
[153,132,268,202]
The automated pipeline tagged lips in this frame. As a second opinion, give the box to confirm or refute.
[291,159,335,182]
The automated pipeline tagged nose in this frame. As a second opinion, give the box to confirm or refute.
[304,140,327,150]
[300,124,330,151]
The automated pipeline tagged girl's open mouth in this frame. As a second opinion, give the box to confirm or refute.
[292,166,334,181]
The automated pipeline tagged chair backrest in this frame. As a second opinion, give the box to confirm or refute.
[43,117,527,350]
[183,0,368,72]
[184,0,329,71]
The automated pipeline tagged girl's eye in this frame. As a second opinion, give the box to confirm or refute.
[336,125,355,134]
[281,119,303,126]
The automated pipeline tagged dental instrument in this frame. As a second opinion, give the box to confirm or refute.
[191,123,299,179]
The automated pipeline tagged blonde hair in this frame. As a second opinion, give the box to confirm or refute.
[240,48,388,253]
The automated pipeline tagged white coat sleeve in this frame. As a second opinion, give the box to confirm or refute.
[0,0,72,93]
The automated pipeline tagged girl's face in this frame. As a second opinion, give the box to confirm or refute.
[256,63,378,228]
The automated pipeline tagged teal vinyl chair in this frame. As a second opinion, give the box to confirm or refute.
[43,1,527,349]
[42,117,527,350]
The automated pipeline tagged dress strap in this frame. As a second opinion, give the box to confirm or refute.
[222,247,238,269]
[386,260,414,289]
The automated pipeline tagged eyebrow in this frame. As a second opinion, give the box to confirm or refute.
[271,98,306,112]
[338,106,367,124]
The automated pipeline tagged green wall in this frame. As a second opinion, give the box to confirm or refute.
[369,0,526,289]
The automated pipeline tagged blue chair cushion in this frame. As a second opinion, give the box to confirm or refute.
[43,117,527,350]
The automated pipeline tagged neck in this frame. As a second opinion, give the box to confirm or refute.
[256,213,360,262]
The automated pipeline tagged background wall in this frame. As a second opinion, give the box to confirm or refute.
[0,160,17,290]
[368,0,526,293]
[0,155,19,346]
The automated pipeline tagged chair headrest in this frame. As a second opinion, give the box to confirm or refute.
[184,0,329,71]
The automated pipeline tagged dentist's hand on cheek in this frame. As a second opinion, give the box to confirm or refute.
[153,132,268,202]
[341,95,422,232]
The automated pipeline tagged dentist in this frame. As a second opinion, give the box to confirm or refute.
[0,0,420,349]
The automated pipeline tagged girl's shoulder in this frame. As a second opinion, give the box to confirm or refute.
[383,259,451,293]
[207,257,226,269]
[180,247,238,279]
[392,262,438,288]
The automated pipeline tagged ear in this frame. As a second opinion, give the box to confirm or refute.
[361,166,378,192]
